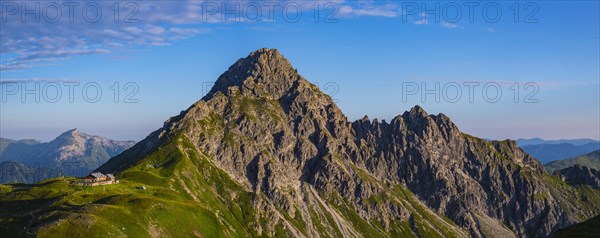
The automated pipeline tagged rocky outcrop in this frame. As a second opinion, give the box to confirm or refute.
[555,165,600,189]
[98,48,600,237]
[352,106,574,237]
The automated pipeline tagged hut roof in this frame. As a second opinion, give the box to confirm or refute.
[89,172,106,178]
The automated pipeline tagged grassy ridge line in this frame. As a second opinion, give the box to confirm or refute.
[0,134,249,237]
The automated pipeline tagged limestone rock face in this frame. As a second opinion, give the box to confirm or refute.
[99,48,600,237]
[555,165,600,189]
[352,107,565,237]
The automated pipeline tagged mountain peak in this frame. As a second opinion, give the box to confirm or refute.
[90,51,600,238]
[409,105,428,116]
[51,129,86,147]
[59,128,80,138]
[402,105,431,123]
[248,48,285,62]
[205,48,300,99]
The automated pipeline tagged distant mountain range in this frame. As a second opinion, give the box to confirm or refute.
[516,138,600,147]
[545,150,600,173]
[517,139,599,164]
[0,129,135,183]
[1,49,598,237]
[0,161,61,184]
[0,138,39,152]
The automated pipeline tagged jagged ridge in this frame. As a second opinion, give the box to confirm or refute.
[2,49,599,238]
[98,48,600,237]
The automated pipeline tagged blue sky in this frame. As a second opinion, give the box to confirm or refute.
[1,0,599,141]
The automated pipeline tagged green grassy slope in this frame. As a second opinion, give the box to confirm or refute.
[0,134,255,237]
[0,133,468,238]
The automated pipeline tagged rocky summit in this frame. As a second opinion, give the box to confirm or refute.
[1,49,599,237]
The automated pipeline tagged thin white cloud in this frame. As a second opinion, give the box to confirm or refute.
[0,64,30,71]
[486,28,499,33]
[0,0,211,71]
[0,0,435,71]
[338,4,401,18]
[413,19,428,25]
[441,22,462,29]
[412,13,429,25]
[0,78,78,84]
